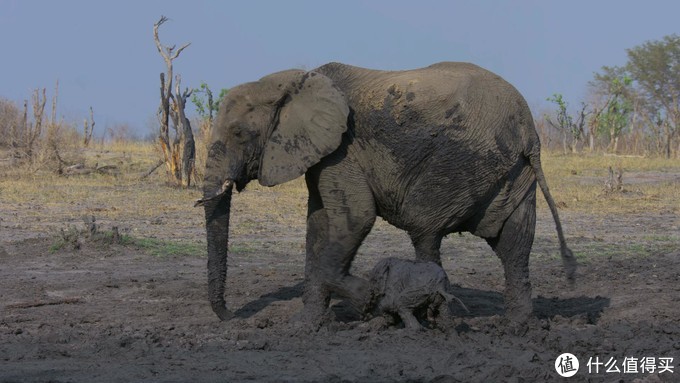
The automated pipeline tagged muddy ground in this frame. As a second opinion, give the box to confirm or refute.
[1,174,679,382]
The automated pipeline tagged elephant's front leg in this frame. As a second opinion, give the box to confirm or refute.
[300,166,376,325]
[301,199,332,324]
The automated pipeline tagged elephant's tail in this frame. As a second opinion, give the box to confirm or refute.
[528,153,577,284]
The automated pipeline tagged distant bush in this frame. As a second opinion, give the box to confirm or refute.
[0,97,22,149]
[1,87,84,172]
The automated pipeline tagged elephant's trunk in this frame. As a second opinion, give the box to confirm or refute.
[203,181,235,321]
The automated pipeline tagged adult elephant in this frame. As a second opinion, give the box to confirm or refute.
[197,62,576,326]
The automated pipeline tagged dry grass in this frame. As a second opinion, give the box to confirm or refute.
[540,152,680,215]
[0,141,313,250]
[1,143,678,247]
[0,143,198,242]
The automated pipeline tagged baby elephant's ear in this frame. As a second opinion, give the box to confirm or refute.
[258,71,349,186]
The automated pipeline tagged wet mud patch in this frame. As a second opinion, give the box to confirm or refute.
[1,230,678,382]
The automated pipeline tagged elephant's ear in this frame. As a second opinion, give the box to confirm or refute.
[258,72,349,186]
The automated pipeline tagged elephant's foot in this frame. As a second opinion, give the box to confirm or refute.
[505,300,532,320]
[502,302,532,336]
[294,282,333,330]
[502,277,533,335]
[500,317,529,336]
[291,303,335,330]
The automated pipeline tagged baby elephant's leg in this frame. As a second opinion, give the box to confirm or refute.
[398,308,422,330]
[427,293,446,324]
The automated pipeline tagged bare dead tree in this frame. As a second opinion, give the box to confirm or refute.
[546,99,591,154]
[14,100,28,159]
[170,75,195,187]
[46,80,66,170]
[604,166,624,194]
[573,102,590,153]
[26,88,47,159]
[83,107,95,147]
[50,79,59,126]
[153,15,194,186]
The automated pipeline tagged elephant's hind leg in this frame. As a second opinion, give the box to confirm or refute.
[486,186,536,326]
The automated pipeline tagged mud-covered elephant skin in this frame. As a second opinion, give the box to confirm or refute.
[367,257,467,330]
[197,62,576,326]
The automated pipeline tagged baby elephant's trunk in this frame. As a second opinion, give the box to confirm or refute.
[439,290,469,314]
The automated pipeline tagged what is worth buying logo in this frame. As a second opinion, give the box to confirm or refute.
[555,353,579,377]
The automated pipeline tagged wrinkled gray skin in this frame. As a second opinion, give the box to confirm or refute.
[367,257,467,330]
[199,62,576,326]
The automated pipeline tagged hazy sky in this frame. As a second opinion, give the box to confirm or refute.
[1,1,678,137]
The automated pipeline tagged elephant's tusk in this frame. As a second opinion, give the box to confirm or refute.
[193,180,234,207]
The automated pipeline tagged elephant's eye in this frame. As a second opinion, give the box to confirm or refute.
[230,123,249,140]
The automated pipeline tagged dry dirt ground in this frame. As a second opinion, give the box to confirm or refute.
[1,163,679,382]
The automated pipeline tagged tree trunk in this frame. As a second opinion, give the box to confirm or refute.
[571,137,579,153]
[158,72,176,178]
[661,121,673,159]
[27,88,46,160]
[180,131,195,186]
[175,81,195,187]
[613,135,620,154]
[83,107,95,147]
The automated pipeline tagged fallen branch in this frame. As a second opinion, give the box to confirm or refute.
[96,164,119,175]
[140,159,164,180]
[61,163,120,176]
[603,153,646,158]
[7,297,84,309]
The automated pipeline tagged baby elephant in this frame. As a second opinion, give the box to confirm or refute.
[366,257,467,330]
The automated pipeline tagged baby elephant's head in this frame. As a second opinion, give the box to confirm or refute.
[365,257,467,329]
